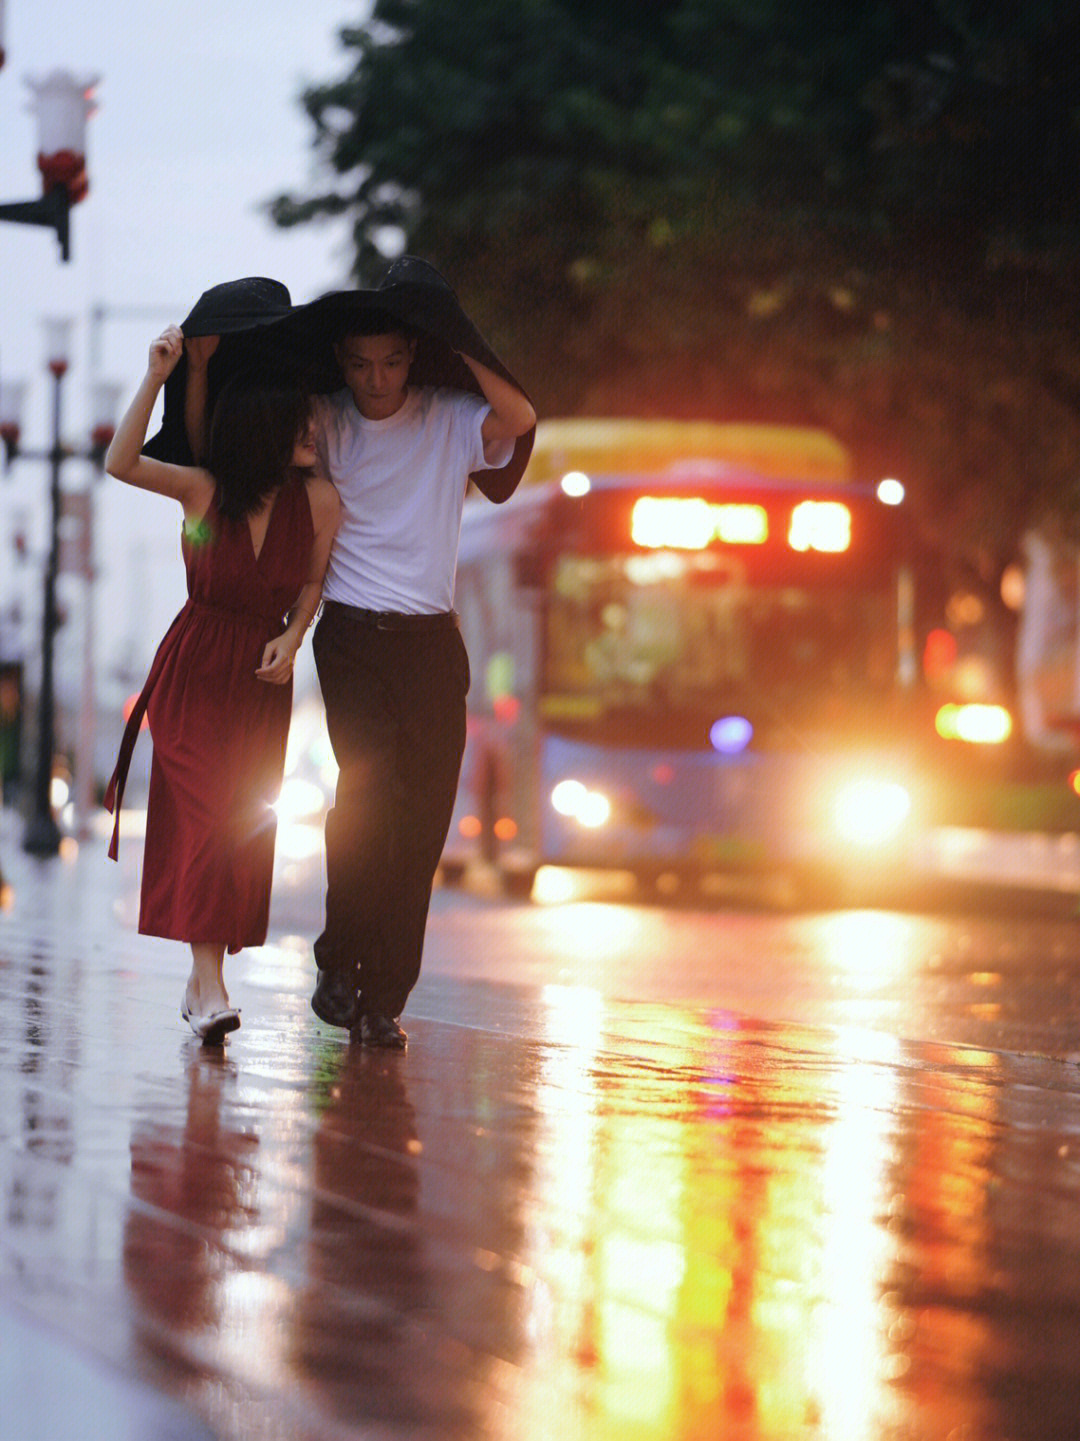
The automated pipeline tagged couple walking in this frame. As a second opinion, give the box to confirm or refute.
[104,258,536,1047]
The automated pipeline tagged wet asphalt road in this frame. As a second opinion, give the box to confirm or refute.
[4,818,1080,1438]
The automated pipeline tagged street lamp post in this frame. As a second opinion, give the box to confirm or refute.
[0,32,100,885]
[0,323,117,857]
[75,378,123,837]
[0,69,98,262]
[25,329,68,854]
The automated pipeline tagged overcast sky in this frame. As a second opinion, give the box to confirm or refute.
[0,0,369,696]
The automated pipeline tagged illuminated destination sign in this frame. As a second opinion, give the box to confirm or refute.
[787,500,851,553]
[630,495,852,553]
[631,498,768,549]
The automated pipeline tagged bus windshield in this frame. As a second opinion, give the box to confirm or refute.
[544,550,899,741]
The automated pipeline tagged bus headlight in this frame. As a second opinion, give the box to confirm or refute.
[551,779,612,829]
[831,779,911,845]
[272,776,327,824]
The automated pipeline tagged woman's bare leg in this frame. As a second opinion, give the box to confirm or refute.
[185,942,230,1016]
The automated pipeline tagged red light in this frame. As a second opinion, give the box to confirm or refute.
[122,694,149,731]
[923,628,957,682]
[493,695,520,724]
[494,817,518,841]
[459,815,482,838]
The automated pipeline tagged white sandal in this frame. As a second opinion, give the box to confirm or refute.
[181,991,241,1044]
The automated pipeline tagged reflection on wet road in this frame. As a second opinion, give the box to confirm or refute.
[4,844,1080,1437]
[416,881,1080,1061]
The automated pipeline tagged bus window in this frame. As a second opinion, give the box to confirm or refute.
[543,552,896,732]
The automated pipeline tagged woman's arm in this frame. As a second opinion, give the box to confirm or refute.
[256,477,341,683]
[106,327,213,514]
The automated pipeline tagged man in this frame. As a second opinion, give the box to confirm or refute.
[307,302,535,1046]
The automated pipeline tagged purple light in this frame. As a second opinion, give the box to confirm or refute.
[710,715,753,754]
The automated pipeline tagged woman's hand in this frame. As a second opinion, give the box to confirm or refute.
[256,634,299,685]
[105,326,209,501]
[185,334,220,371]
[148,326,184,383]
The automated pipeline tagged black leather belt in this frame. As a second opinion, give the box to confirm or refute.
[322,601,459,632]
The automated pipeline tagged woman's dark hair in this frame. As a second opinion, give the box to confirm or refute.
[206,367,312,521]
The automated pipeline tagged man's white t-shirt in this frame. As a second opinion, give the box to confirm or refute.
[313,385,510,614]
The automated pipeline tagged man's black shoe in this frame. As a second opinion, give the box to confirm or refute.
[311,970,358,1029]
[359,1013,408,1049]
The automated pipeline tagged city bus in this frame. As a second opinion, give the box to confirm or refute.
[443,420,1013,901]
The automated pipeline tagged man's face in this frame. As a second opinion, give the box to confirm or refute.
[335,330,416,419]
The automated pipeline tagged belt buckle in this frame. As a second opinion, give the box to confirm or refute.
[375,612,394,630]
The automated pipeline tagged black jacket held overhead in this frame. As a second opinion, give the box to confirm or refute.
[145,257,535,503]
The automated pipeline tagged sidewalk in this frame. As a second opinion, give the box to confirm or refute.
[6,810,1080,1439]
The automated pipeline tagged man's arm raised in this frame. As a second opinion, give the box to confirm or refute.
[183,333,219,465]
[458,352,537,465]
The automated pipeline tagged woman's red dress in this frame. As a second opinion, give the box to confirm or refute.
[106,480,313,953]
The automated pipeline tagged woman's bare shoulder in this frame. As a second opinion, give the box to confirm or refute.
[181,466,216,522]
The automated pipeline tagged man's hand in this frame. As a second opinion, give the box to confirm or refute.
[457,352,536,462]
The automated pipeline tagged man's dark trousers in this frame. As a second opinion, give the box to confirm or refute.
[312,602,470,1018]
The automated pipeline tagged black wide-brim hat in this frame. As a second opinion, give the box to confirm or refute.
[146,256,535,495]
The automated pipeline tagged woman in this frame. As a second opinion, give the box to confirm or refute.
[105,326,340,1043]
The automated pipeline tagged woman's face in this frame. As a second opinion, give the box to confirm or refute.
[291,413,317,468]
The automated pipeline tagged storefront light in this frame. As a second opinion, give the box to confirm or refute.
[935,703,1012,744]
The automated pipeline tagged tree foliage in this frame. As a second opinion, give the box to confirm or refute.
[271,0,1080,570]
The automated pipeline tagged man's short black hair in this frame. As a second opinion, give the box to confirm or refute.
[333,308,415,345]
